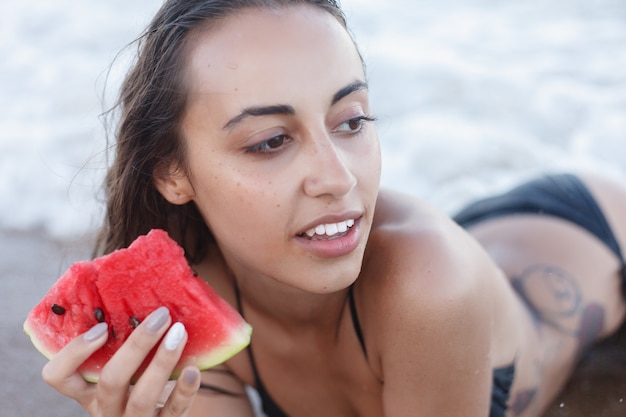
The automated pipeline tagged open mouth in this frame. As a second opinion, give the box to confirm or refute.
[298,219,356,241]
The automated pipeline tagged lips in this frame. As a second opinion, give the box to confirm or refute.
[295,216,362,258]
[299,219,356,240]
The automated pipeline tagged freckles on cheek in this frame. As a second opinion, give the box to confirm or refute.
[227,181,270,215]
[204,166,285,221]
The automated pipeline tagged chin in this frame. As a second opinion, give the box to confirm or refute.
[308,260,363,294]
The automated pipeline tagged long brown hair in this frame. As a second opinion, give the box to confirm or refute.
[95,0,350,263]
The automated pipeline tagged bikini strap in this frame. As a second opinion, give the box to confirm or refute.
[233,280,291,417]
[233,280,263,387]
[348,285,368,358]
[237,283,369,365]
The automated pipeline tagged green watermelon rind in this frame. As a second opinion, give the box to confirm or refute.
[166,320,253,381]
[23,318,252,383]
[23,318,57,361]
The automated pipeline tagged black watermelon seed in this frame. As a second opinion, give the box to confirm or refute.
[192,269,199,277]
[129,316,140,329]
[51,304,66,315]
[110,327,117,339]
[94,307,105,323]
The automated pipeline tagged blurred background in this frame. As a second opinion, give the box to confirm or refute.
[1,0,625,415]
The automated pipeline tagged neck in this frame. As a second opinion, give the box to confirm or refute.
[196,241,355,333]
[231,267,351,333]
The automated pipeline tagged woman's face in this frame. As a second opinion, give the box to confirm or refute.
[163,5,381,293]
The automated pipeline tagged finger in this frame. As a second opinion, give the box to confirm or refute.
[41,322,109,403]
[160,367,201,417]
[97,306,172,417]
[128,322,188,415]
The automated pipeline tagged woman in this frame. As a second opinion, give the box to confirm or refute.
[41,1,626,416]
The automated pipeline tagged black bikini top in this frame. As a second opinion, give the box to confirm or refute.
[233,282,365,417]
[233,282,514,417]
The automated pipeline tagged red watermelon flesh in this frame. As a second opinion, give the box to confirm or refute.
[23,229,252,383]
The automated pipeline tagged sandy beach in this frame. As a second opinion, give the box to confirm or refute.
[1,229,90,417]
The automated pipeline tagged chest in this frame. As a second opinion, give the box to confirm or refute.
[229,308,384,417]
[259,351,383,417]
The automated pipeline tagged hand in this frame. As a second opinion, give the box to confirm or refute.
[42,306,202,417]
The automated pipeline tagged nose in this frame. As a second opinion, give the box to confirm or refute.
[302,134,357,199]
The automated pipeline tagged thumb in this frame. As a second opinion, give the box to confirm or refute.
[159,367,201,417]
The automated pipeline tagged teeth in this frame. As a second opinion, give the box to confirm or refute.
[326,223,339,235]
[303,219,355,238]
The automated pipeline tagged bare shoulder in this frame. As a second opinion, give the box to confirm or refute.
[361,189,499,356]
[359,188,498,413]
[365,187,498,298]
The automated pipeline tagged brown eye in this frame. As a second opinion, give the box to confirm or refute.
[336,115,376,134]
[267,136,285,149]
[245,135,290,154]
[348,118,361,131]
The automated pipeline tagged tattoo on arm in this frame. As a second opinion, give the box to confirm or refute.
[511,388,537,416]
[509,264,605,415]
[511,264,605,350]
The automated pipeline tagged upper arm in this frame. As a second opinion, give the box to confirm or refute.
[373,220,496,417]
[187,365,255,417]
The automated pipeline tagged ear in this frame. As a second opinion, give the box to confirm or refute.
[153,159,195,205]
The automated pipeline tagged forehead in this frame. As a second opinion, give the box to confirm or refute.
[183,5,364,104]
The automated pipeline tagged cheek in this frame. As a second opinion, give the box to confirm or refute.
[371,138,382,180]
[193,168,287,237]
[200,181,292,268]
[352,134,382,189]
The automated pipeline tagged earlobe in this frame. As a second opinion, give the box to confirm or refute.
[153,160,195,205]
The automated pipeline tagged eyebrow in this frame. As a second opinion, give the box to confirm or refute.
[223,105,295,130]
[331,80,369,106]
[222,79,369,130]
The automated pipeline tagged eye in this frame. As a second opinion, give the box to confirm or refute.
[335,115,377,134]
[245,135,290,154]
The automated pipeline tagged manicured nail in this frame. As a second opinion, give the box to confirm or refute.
[164,322,185,351]
[182,367,199,385]
[146,306,170,332]
[84,322,108,342]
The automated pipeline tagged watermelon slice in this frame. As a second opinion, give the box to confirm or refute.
[23,229,252,383]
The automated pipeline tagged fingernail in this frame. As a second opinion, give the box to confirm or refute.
[84,322,108,342]
[182,367,199,385]
[164,322,185,351]
[145,306,169,332]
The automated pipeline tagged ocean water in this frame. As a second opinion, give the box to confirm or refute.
[2,0,625,238]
